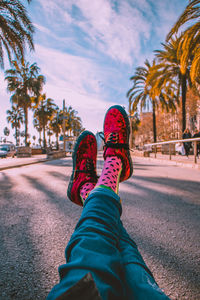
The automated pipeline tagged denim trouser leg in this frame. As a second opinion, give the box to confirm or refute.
[47,188,126,300]
[47,187,169,300]
[118,222,170,300]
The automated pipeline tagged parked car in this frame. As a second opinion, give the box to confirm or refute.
[0,143,16,158]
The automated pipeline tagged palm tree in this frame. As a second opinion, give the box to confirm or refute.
[167,0,200,85]
[155,36,191,132]
[33,95,56,149]
[7,105,23,145]
[32,135,36,145]
[3,126,10,136]
[0,0,34,68]
[71,115,83,137]
[50,110,62,150]
[47,128,53,146]
[5,59,45,146]
[127,59,169,143]
[33,117,42,147]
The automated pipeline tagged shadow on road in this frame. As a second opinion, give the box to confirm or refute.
[45,157,73,168]
[120,173,200,298]
[0,168,81,300]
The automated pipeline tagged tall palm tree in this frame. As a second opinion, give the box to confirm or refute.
[71,115,83,137]
[167,0,200,85]
[155,36,191,132]
[6,105,23,145]
[127,59,171,143]
[33,117,42,147]
[5,59,45,146]
[47,128,53,146]
[50,110,62,150]
[59,106,77,137]
[66,106,76,136]
[33,95,56,149]
[0,0,34,69]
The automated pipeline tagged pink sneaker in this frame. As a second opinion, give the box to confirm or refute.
[103,105,133,182]
[67,131,98,206]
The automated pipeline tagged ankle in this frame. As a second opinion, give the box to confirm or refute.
[96,156,122,194]
[80,182,96,203]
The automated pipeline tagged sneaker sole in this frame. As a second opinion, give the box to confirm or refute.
[103,105,133,179]
[67,130,96,204]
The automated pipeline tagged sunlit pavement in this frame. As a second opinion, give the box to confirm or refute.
[0,156,199,299]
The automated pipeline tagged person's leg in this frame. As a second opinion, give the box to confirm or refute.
[185,144,190,156]
[47,106,133,299]
[183,144,187,156]
[118,222,170,300]
[98,106,169,299]
[47,187,126,300]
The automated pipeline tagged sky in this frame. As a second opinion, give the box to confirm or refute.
[0,0,188,143]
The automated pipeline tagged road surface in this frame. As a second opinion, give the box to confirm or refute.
[0,156,199,299]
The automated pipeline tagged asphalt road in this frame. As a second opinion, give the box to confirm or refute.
[0,156,199,300]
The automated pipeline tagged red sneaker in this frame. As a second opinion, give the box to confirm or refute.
[103,105,133,182]
[67,131,98,206]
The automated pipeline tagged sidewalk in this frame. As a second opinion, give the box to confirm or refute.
[133,151,200,170]
[0,155,48,171]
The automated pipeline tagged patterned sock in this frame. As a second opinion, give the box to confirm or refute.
[95,156,122,194]
[80,182,96,203]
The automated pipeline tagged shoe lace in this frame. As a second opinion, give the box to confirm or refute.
[107,132,119,143]
[86,158,97,177]
[103,132,129,150]
[76,158,98,180]
[99,131,133,151]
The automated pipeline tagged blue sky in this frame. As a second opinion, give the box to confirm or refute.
[0,0,187,143]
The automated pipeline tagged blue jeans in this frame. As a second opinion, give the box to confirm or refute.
[47,188,170,299]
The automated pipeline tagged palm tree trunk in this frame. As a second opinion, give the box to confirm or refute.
[56,133,59,150]
[43,125,46,149]
[24,106,28,146]
[15,126,17,146]
[39,130,42,147]
[152,101,157,143]
[181,74,187,133]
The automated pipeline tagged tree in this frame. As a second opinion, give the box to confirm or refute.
[127,60,165,143]
[5,59,45,146]
[33,95,56,149]
[65,106,77,136]
[0,0,34,69]
[7,105,23,145]
[32,135,36,145]
[167,0,200,84]
[155,36,191,133]
[49,110,62,150]
[33,117,42,147]
[73,117,83,136]
[47,128,53,146]
[3,126,10,136]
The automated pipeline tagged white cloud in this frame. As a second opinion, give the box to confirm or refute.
[32,44,116,132]
[36,0,151,65]
[34,44,103,95]
[71,0,151,64]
